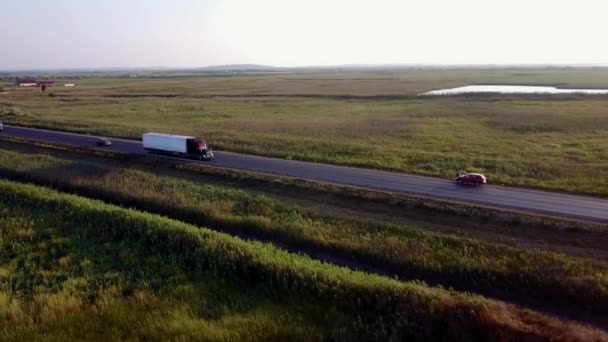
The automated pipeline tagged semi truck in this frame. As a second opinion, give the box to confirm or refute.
[142,133,214,160]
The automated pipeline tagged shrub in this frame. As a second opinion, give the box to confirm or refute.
[0,105,30,118]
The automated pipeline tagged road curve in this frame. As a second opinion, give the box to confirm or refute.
[2,124,608,223]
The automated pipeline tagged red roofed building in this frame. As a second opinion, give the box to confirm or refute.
[15,78,56,87]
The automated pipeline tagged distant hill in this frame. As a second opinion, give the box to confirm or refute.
[197,64,276,72]
[4,64,608,78]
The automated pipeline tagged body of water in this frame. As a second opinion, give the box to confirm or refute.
[424,85,608,95]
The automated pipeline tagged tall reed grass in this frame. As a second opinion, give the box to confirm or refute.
[1,179,605,340]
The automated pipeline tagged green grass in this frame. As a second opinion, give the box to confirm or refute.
[0,187,326,341]
[1,179,605,340]
[2,70,608,195]
[2,143,608,319]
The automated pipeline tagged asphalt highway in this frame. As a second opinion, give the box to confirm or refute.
[3,124,608,223]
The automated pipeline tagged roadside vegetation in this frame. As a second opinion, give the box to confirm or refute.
[1,179,606,340]
[3,70,608,195]
[1,142,608,322]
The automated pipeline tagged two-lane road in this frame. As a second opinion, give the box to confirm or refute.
[2,124,608,223]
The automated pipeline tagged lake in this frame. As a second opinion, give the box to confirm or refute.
[424,85,608,95]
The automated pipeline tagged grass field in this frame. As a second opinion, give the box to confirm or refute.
[0,202,326,341]
[2,69,608,195]
[2,140,608,326]
[4,179,606,340]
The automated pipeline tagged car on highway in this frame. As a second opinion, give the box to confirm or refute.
[96,137,112,147]
[455,173,487,186]
[0,120,3,132]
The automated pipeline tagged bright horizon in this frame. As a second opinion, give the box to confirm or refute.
[2,0,608,70]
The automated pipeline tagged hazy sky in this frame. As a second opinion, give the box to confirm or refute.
[1,0,608,70]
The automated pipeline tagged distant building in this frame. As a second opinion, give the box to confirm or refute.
[15,78,56,87]
[15,78,37,87]
[36,80,56,87]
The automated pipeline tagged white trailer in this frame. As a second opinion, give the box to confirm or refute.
[143,133,190,153]
[142,132,214,160]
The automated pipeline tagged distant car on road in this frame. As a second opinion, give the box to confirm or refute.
[96,137,112,147]
[0,121,3,132]
[456,173,487,186]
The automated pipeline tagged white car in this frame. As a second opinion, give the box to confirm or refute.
[0,121,3,132]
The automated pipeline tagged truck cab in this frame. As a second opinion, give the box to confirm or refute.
[187,138,214,160]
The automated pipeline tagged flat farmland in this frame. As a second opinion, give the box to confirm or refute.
[2,69,608,195]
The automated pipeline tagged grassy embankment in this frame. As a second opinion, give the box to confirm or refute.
[1,179,607,340]
[1,142,608,321]
[2,69,608,195]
